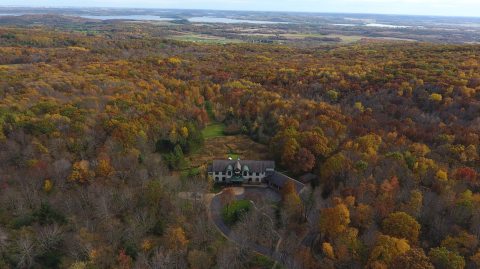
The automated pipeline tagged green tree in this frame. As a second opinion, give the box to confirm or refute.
[382,212,421,243]
[369,235,411,268]
[429,247,465,269]
[390,248,434,269]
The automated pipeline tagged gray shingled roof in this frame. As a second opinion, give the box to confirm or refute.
[211,160,275,173]
[267,171,304,193]
[299,173,317,183]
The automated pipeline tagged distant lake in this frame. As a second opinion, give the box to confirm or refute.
[331,23,357,26]
[188,16,288,24]
[0,13,26,16]
[0,13,287,24]
[365,23,410,28]
[79,15,176,21]
[330,22,410,28]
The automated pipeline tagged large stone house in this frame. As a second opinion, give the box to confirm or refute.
[207,159,304,193]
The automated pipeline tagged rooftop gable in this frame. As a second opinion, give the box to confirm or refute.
[211,160,275,173]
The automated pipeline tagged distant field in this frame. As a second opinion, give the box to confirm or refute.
[202,123,226,138]
[238,33,414,43]
[170,34,243,44]
[280,33,365,43]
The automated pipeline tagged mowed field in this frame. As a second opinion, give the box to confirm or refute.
[202,123,226,138]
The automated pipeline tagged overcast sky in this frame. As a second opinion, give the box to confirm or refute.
[2,0,480,17]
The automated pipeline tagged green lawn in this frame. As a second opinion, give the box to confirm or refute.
[222,199,252,225]
[202,123,226,139]
[227,153,239,160]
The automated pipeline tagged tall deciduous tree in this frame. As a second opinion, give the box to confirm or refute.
[382,212,421,244]
[368,235,410,268]
[319,204,351,238]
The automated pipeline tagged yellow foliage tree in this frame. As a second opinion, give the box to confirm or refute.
[167,57,182,65]
[43,179,53,193]
[69,160,94,184]
[96,158,113,178]
[166,226,188,252]
[369,235,411,267]
[436,169,448,181]
[141,239,154,252]
[355,101,365,112]
[319,204,351,238]
[430,93,443,102]
[180,126,189,138]
[322,242,335,259]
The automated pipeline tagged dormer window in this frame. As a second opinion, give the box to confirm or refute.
[242,165,250,177]
[226,164,233,176]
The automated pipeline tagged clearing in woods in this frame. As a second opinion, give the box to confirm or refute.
[189,135,271,168]
[202,123,226,138]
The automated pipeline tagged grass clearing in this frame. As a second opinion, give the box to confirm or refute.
[282,33,365,43]
[188,135,271,167]
[240,33,365,43]
[202,123,226,139]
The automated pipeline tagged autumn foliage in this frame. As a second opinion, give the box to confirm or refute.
[0,21,479,268]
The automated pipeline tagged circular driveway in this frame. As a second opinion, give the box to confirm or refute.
[240,186,281,203]
[209,185,283,263]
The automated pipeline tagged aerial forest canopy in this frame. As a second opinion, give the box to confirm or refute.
[0,23,479,269]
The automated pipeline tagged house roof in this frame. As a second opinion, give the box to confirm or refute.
[210,160,275,173]
[298,173,318,184]
[267,171,305,193]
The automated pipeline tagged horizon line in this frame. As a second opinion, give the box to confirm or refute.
[1,5,480,19]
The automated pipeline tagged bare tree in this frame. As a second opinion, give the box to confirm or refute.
[37,224,64,253]
[219,188,236,214]
[216,244,249,269]
[149,247,186,269]
[15,232,36,269]
[0,227,7,252]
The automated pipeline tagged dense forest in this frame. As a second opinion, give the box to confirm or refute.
[0,23,479,269]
